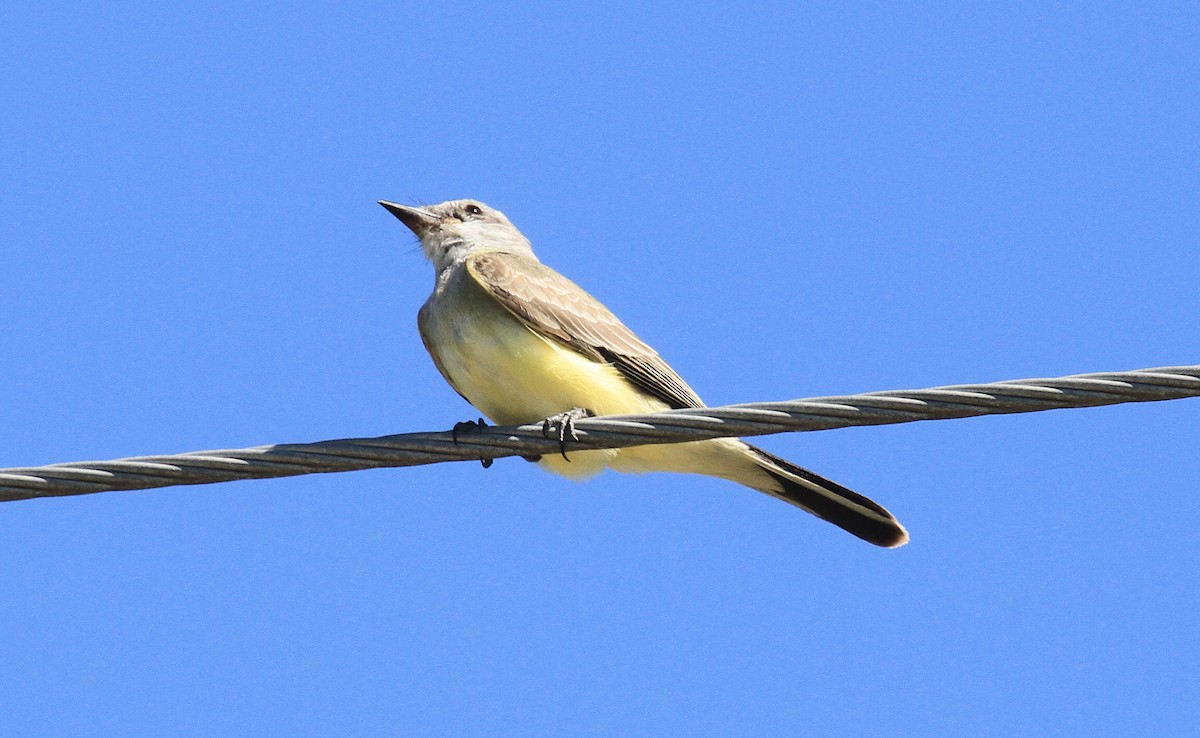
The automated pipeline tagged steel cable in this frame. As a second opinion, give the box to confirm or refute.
[1,364,1196,501]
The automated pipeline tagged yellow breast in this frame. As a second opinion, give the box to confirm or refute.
[420,266,670,479]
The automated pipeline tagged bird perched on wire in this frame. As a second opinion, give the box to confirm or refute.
[381,198,907,547]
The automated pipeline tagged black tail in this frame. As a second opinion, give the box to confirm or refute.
[748,445,909,548]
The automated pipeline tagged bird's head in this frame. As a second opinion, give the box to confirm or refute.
[379,199,533,272]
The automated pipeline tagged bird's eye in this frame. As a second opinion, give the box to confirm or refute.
[465,204,483,216]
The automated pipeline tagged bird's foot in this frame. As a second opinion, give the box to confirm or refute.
[541,407,592,461]
[451,417,494,469]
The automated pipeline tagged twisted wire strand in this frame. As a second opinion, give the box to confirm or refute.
[1,364,1196,501]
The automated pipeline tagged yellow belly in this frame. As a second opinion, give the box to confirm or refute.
[421,278,670,479]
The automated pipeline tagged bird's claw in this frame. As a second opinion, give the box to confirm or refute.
[451,417,494,468]
[541,407,592,461]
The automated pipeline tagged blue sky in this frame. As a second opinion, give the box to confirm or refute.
[3,2,1198,735]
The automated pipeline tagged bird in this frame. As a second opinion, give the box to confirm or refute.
[380,198,907,547]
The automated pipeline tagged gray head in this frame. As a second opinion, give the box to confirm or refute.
[379,199,534,273]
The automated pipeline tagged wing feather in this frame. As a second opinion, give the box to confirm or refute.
[465,252,705,410]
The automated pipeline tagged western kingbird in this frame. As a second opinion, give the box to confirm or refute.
[381,198,907,547]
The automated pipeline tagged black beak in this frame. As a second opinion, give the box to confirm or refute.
[378,201,439,236]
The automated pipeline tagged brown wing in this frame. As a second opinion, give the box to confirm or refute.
[466,251,705,410]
